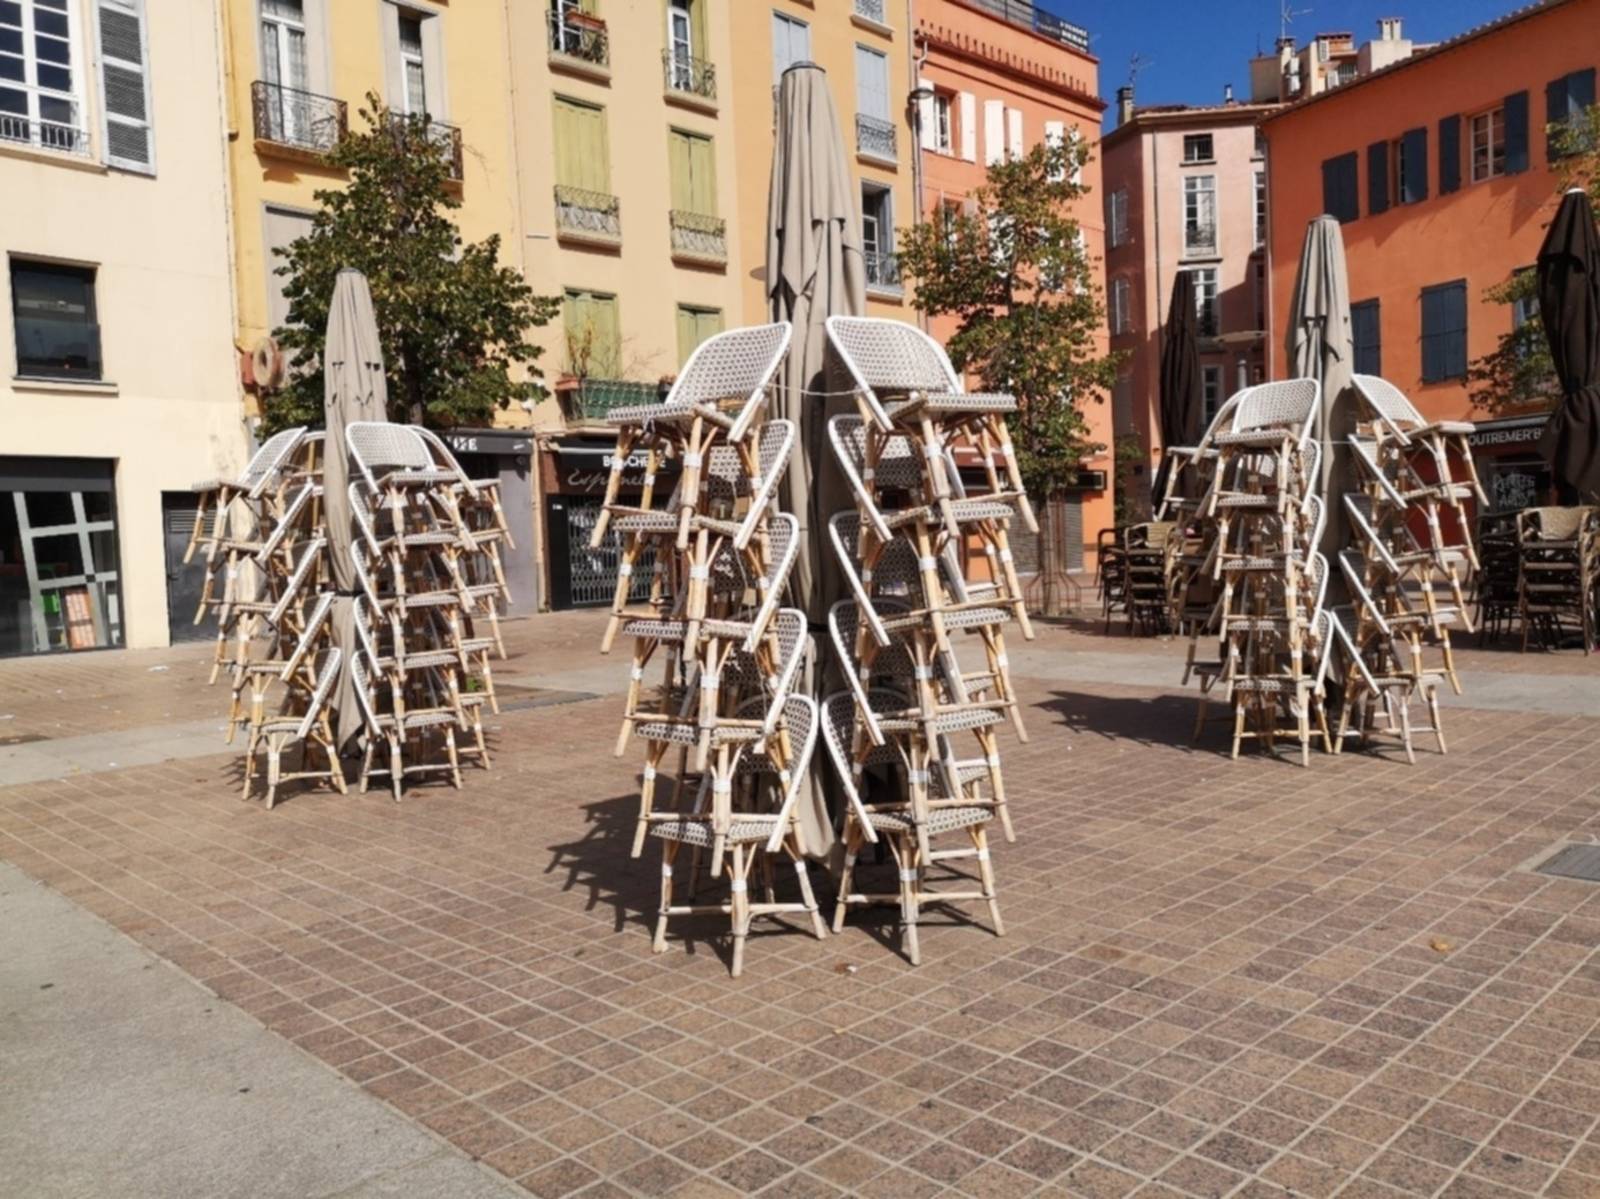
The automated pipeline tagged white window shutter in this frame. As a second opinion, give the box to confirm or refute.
[97,0,155,174]
[1006,108,1023,160]
[1070,128,1084,185]
[917,76,936,151]
[983,99,1004,165]
[1044,120,1065,181]
[958,92,976,161]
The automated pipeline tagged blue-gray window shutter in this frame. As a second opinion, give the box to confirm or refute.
[1504,90,1529,173]
[1401,127,1428,203]
[1438,114,1461,195]
[1321,151,1358,223]
[1367,141,1389,215]
[1351,299,1381,376]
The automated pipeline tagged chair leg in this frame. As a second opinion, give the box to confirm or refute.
[789,846,828,941]
[729,842,749,979]
[653,840,678,954]
[973,824,1004,937]
[832,824,862,935]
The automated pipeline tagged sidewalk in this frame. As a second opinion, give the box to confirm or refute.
[1,609,1598,1198]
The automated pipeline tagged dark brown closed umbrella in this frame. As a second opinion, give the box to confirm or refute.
[1537,188,1600,502]
[1154,270,1201,504]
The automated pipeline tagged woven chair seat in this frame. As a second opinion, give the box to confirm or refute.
[1215,495,1282,509]
[635,720,760,747]
[884,499,1015,528]
[876,707,1002,736]
[606,401,684,427]
[1428,420,1475,435]
[650,819,776,847]
[1224,616,1310,632]
[1213,429,1295,448]
[389,650,462,671]
[378,468,460,487]
[398,591,462,611]
[866,806,992,835]
[390,531,462,546]
[1220,554,1305,572]
[622,617,688,641]
[944,606,1010,630]
[372,710,460,732]
[612,511,678,532]
[1231,675,1316,695]
[893,392,1016,415]
[252,715,312,735]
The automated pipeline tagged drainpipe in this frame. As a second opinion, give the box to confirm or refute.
[909,12,929,331]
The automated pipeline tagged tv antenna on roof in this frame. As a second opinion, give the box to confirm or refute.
[1127,53,1151,88]
[1280,1,1311,40]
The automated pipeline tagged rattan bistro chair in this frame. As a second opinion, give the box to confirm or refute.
[349,649,465,800]
[240,646,347,809]
[186,426,308,565]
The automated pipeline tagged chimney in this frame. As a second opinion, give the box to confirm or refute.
[1223,82,1234,104]
[1117,84,1134,127]
[1378,17,1402,41]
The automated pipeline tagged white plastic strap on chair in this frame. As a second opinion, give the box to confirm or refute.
[749,474,762,489]
[618,563,633,577]
[683,453,703,468]
[899,869,918,883]
[713,777,731,794]
[977,848,991,861]
[690,565,710,581]
[729,879,747,893]
[643,764,657,781]
[986,752,1001,767]
[908,769,929,785]
[999,549,1014,564]
[919,557,937,573]
[662,864,674,878]
[996,654,1009,669]
[914,665,932,680]
[863,467,876,482]
[701,671,720,692]
[923,443,941,461]
[630,664,644,681]
[843,851,858,867]
[644,472,656,486]
[792,861,806,877]
[609,458,625,473]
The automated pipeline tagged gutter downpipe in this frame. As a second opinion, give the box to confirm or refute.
[909,2,929,331]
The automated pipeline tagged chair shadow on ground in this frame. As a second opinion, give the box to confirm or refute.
[1039,688,1206,752]
[544,787,1003,972]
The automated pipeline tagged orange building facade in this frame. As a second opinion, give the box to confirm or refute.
[913,0,1109,572]
[1263,0,1597,511]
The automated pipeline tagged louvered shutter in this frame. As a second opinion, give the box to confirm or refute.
[97,0,155,174]
[1367,141,1389,215]
[1546,76,1567,162]
[983,99,1003,165]
[667,129,693,212]
[1044,120,1065,182]
[1438,114,1461,195]
[1321,152,1357,223]
[917,77,936,151]
[1006,108,1023,159]
[957,92,976,161]
[1504,90,1529,174]
[1400,127,1428,204]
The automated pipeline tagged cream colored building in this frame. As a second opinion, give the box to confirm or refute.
[0,0,245,654]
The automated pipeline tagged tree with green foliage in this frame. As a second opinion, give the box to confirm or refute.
[1468,107,1599,417]
[896,136,1122,613]
[262,94,559,432]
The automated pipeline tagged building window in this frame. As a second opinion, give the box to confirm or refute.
[1189,267,1218,337]
[1109,277,1132,335]
[11,259,101,381]
[1253,169,1266,249]
[1470,107,1506,182]
[0,459,123,656]
[862,184,900,294]
[1546,68,1597,161]
[675,305,723,366]
[398,12,426,115]
[1351,298,1381,376]
[771,12,809,83]
[1395,127,1428,205]
[563,287,620,378]
[262,204,315,335]
[1201,365,1222,424]
[932,91,952,154]
[1183,175,1217,255]
[667,127,715,215]
[0,0,87,153]
[1108,188,1129,249]
[552,95,617,244]
[1420,280,1467,383]
[1182,133,1213,163]
[1321,151,1359,223]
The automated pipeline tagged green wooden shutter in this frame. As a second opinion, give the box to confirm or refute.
[565,290,620,377]
[676,307,723,366]
[690,0,708,61]
[554,98,610,193]
[668,130,693,211]
[689,133,716,215]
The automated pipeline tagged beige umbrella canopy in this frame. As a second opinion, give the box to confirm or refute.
[323,268,388,746]
[767,62,865,858]
[1285,215,1355,565]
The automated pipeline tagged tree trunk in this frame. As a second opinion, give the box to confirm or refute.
[1036,493,1066,618]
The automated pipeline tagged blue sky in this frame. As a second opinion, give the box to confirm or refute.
[1063,0,1524,125]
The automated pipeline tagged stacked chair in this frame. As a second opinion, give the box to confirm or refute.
[593,323,833,977]
[1473,510,1522,644]
[1332,375,1481,762]
[1174,379,1341,765]
[819,315,1033,966]
[188,421,508,807]
[1516,505,1600,654]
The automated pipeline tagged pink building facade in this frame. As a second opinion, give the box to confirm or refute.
[1100,98,1278,512]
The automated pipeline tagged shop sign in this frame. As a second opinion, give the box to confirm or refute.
[1467,417,1545,449]
[543,442,680,496]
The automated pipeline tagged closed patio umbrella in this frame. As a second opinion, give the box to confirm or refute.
[323,268,388,747]
[1285,214,1355,562]
[1537,188,1600,502]
[767,61,865,858]
[1153,269,1202,507]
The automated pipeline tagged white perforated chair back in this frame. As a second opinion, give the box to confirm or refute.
[670,322,791,442]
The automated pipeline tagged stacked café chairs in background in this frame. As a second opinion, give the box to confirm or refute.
[1515,506,1600,654]
[1333,375,1481,762]
[592,322,835,976]
[1174,379,1342,765]
[819,315,1034,966]
[188,420,510,807]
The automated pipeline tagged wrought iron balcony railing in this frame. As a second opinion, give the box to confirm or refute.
[1196,303,1219,338]
[963,0,1090,52]
[853,0,887,22]
[669,210,727,262]
[382,111,463,181]
[568,378,659,422]
[864,249,902,294]
[1184,222,1217,253]
[555,185,622,243]
[0,111,90,157]
[856,113,897,162]
[547,9,609,69]
[662,49,716,101]
[251,80,346,155]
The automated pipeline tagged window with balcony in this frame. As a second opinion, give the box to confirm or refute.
[668,127,724,264]
[1189,267,1218,337]
[1183,174,1217,255]
[11,259,101,381]
[1201,365,1222,423]
[0,0,87,155]
[853,0,887,23]
[255,0,343,155]
[549,0,608,73]
[861,184,900,296]
[1107,188,1129,249]
[1109,277,1132,335]
[1182,133,1213,163]
[854,43,894,162]
[398,13,425,113]
[1253,168,1266,248]
[1471,107,1506,182]
[771,12,809,83]
[553,95,619,244]
[932,91,952,154]
[563,288,620,379]
[663,0,713,101]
